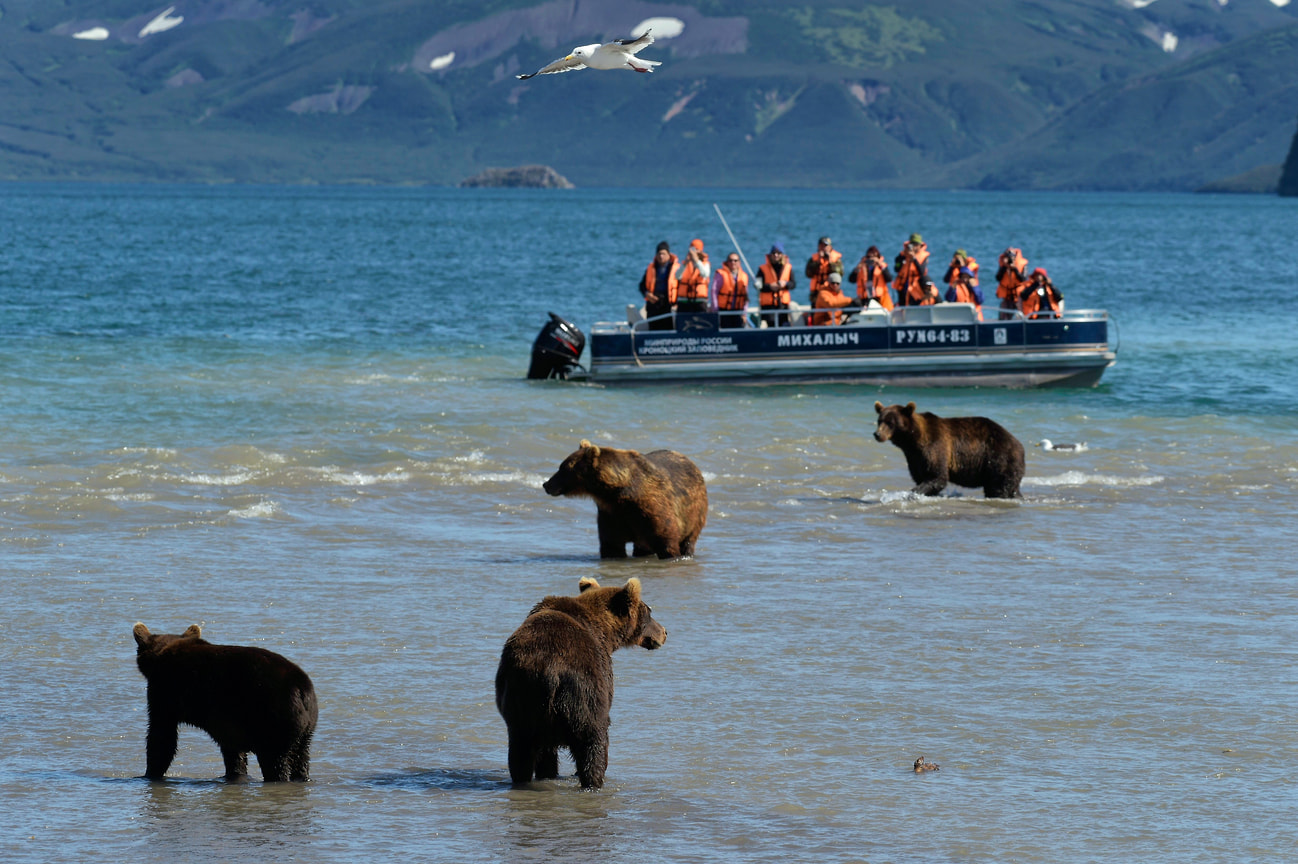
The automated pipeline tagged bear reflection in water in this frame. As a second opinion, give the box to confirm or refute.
[132,623,317,782]
[543,439,708,559]
[873,401,1025,499]
[495,577,667,789]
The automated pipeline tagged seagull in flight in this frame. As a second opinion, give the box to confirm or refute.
[517,31,661,80]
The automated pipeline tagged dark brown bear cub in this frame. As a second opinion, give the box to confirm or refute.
[873,401,1025,499]
[132,623,318,782]
[543,439,707,559]
[495,577,667,789]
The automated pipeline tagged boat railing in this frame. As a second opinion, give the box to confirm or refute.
[602,303,1107,333]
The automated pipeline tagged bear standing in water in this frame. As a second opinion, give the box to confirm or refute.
[132,623,318,782]
[543,439,707,559]
[495,577,667,789]
[873,401,1025,499]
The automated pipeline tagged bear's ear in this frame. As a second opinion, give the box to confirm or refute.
[875,401,884,414]
[621,577,642,605]
[609,578,642,617]
[132,622,150,647]
[578,576,600,593]
[904,402,916,415]
[181,624,202,638]
[579,439,600,466]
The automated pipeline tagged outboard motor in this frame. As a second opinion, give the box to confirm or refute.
[527,312,586,380]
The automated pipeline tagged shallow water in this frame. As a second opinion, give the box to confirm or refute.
[1,184,1296,862]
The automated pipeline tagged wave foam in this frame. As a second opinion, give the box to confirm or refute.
[228,501,280,519]
[1027,471,1164,488]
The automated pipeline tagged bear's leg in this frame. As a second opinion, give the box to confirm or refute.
[597,511,629,559]
[571,731,609,790]
[144,717,178,780]
[507,733,537,784]
[285,730,313,781]
[913,476,948,496]
[533,747,559,780]
[256,749,290,782]
[221,747,250,781]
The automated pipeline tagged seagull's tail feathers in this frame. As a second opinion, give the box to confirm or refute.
[627,58,661,73]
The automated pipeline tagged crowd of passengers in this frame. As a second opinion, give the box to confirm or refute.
[637,235,1064,331]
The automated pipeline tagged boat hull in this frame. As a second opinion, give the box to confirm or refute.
[572,307,1116,388]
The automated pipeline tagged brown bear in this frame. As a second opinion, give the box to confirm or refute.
[543,439,707,559]
[132,623,318,782]
[495,577,667,789]
[873,401,1025,499]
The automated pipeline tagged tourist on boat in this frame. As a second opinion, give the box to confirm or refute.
[1019,268,1063,319]
[804,236,843,306]
[892,233,931,306]
[639,241,679,331]
[944,266,984,319]
[848,245,894,310]
[710,253,750,329]
[996,247,1029,319]
[676,239,711,313]
[943,249,980,292]
[756,242,795,327]
[808,272,858,326]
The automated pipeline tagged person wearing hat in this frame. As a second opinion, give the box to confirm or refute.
[943,248,980,294]
[675,239,711,313]
[892,233,931,307]
[848,245,894,311]
[996,247,1029,319]
[804,236,844,306]
[756,242,796,327]
[1018,268,1063,319]
[944,265,984,320]
[808,271,858,326]
[709,251,750,329]
[639,240,679,330]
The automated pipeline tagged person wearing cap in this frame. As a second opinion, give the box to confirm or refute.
[893,233,931,307]
[943,249,980,293]
[1018,268,1063,319]
[756,242,795,327]
[639,241,679,331]
[996,247,1029,319]
[709,252,750,329]
[944,265,984,320]
[675,238,711,313]
[808,271,858,326]
[848,245,894,310]
[804,236,844,306]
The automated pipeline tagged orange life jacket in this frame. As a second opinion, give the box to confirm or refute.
[946,256,979,288]
[854,260,893,310]
[677,253,709,302]
[1020,281,1062,319]
[893,243,930,304]
[758,257,793,308]
[715,266,749,311]
[809,287,853,326]
[948,281,984,320]
[996,249,1027,301]
[808,249,842,299]
[643,255,679,304]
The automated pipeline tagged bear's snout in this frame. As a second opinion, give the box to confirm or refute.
[542,474,564,496]
[874,427,890,442]
[640,622,667,650]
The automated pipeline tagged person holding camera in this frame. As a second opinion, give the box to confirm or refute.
[756,242,796,327]
[1018,268,1063,319]
[945,266,984,319]
[996,247,1029,319]
[943,249,979,293]
[676,238,711,313]
[848,245,894,310]
[892,233,931,306]
[804,236,844,306]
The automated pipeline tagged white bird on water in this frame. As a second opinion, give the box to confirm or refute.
[516,31,661,80]
[1038,439,1088,452]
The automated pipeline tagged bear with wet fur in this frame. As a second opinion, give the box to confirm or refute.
[495,577,667,789]
[873,401,1025,499]
[132,623,318,782]
[543,439,707,559]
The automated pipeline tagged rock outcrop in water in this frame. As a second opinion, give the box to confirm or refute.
[1280,117,1298,198]
[459,166,574,189]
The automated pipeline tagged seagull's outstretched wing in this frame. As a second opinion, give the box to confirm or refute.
[614,31,654,55]
[517,54,587,80]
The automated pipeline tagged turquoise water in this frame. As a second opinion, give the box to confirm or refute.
[1,184,1296,862]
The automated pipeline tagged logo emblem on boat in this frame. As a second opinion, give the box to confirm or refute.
[994,328,1007,345]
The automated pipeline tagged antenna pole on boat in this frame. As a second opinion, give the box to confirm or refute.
[713,203,754,276]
